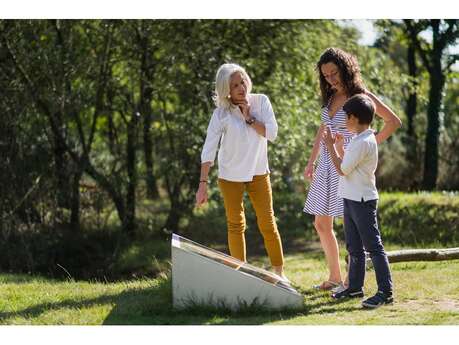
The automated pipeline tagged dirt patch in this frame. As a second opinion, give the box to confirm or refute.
[403,299,459,312]
[433,299,459,312]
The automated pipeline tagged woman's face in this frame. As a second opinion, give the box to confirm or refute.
[321,62,343,92]
[229,72,248,103]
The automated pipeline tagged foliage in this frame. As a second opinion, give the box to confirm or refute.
[378,192,459,245]
[1,19,457,278]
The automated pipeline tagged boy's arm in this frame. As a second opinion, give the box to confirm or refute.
[323,127,365,176]
[327,142,345,176]
[335,133,345,158]
[323,127,345,176]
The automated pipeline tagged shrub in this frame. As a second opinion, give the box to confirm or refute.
[378,192,459,245]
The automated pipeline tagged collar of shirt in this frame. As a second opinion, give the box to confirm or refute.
[354,128,375,140]
[230,105,245,121]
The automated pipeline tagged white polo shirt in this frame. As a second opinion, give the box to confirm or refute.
[200,93,278,182]
[338,129,379,202]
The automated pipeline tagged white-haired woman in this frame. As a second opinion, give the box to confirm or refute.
[195,63,288,281]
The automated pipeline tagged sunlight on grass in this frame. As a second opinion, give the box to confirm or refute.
[1,254,458,325]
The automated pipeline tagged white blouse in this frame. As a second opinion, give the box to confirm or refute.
[201,93,278,182]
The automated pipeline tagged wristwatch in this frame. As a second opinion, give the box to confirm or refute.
[245,116,256,125]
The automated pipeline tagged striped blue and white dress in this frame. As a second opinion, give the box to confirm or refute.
[303,104,354,217]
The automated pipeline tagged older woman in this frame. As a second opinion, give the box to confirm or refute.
[303,48,402,291]
[195,63,288,281]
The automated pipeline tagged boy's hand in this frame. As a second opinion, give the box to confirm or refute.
[323,126,335,148]
[335,133,344,153]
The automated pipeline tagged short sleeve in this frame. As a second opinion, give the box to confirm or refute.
[340,141,367,175]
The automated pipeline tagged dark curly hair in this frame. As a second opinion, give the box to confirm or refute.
[317,47,366,107]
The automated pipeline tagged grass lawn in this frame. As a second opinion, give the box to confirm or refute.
[1,245,459,325]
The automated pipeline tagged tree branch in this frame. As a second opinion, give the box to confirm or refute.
[445,53,459,71]
[438,20,459,50]
[404,20,433,74]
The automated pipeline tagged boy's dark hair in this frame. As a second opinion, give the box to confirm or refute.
[343,94,375,125]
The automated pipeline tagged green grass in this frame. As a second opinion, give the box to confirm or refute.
[1,249,459,325]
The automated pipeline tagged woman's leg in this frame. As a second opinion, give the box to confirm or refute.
[246,174,285,277]
[314,215,343,284]
[218,178,247,262]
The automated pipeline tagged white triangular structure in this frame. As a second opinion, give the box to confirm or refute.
[171,233,303,310]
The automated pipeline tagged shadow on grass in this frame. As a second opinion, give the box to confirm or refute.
[104,277,361,325]
[164,288,362,325]
[0,275,361,325]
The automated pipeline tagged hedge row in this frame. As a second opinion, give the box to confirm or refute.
[377,192,459,245]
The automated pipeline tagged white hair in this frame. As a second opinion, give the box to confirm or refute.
[213,63,252,109]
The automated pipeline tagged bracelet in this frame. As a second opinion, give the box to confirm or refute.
[199,180,208,184]
[245,116,256,125]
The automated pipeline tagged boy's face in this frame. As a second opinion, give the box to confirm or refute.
[345,113,359,133]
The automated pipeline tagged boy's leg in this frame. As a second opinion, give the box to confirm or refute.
[354,199,393,294]
[245,174,284,267]
[218,178,247,262]
[343,198,366,291]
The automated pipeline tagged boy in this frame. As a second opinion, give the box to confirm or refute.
[323,94,394,309]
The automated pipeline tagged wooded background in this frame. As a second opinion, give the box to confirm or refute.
[1,19,458,280]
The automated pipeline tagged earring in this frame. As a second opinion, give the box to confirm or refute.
[227,95,231,99]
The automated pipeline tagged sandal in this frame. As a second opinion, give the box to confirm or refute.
[277,274,291,284]
[313,280,342,291]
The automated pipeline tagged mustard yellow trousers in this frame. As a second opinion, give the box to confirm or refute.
[218,174,284,267]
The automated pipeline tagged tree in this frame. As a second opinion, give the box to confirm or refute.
[1,20,140,235]
[404,20,459,190]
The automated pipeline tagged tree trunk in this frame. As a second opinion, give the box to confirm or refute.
[406,43,417,142]
[70,168,82,231]
[84,162,126,230]
[422,54,445,190]
[124,114,138,237]
[404,43,419,189]
[139,35,160,200]
[143,111,160,200]
[162,183,183,235]
[53,132,70,208]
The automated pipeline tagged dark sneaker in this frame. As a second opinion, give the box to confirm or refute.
[362,291,394,309]
[331,288,364,300]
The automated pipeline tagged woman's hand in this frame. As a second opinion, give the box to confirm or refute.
[195,182,208,207]
[303,163,314,181]
[233,98,251,120]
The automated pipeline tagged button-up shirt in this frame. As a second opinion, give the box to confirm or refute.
[338,128,379,202]
[201,93,278,182]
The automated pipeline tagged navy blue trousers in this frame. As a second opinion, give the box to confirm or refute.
[343,198,393,294]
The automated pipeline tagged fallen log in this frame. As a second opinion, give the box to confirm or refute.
[345,248,459,270]
[385,248,459,263]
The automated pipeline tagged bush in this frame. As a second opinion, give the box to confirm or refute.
[378,192,459,245]
[187,191,459,249]
[2,192,457,281]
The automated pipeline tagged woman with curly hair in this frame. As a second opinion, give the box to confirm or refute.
[303,48,402,291]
